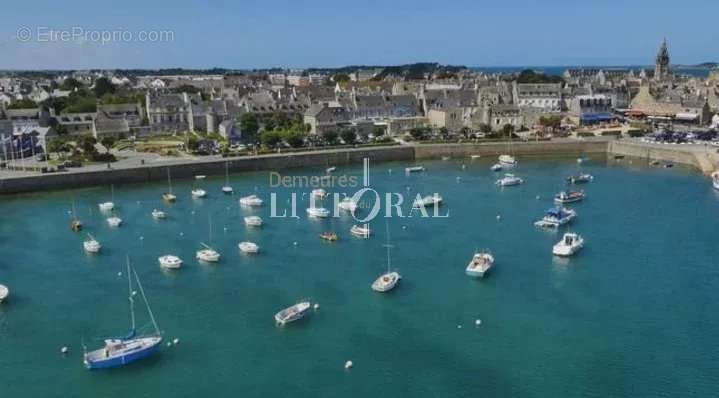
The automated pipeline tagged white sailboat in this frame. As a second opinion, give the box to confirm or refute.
[275,301,311,325]
[412,194,443,208]
[239,194,263,207]
[498,130,517,166]
[222,162,233,194]
[191,176,207,198]
[350,224,371,238]
[496,173,523,186]
[712,171,719,191]
[338,197,358,212]
[84,234,101,253]
[306,206,330,218]
[196,216,220,262]
[70,200,83,232]
[244,215,263,227]
[162,168,177,202]
[106,210,123,227]
[151,209,167,220]
[371,224,401,293]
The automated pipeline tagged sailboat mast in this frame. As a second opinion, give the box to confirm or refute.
[384,222,392,273]
[167,168,172,195]
[225,162,229,185]
[110,184,115,201]
[127,256,136,332]
[208,214,212,245]
[132,266,161,335]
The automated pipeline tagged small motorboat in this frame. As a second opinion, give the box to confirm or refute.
[554,190,585,204]
[350,225,371,238]
[566,174,594,184]
[191,188,207,198]
[158,255,182,270]
[405,166,425,173]
[320,232,338,242]
[306,207,330,218]
[441,156,451,161]
[195,175,207,180]
[0,284,8,303]
[498,154,517,166]
[98,202,114,212]
[372,272,401,292]
[244,216,263,227]
[496,174,523,186]
[534,207,577,228]
[239,194,263,207]
[238,241,259,254]
[553,233,584,256]
[151,209,167,220]
[107,215,123,227]
[465,251,494,278]
[713,171,719,191]
[222,186,234,194]
[491,163,503,172]
[84,234,101,253]
[275,301,311,325]
[471,155,481,159]
[326,166,337,174]
[412,194,443,208]
[196,243,220,263]
[311,188,327,199]
[338,197,358,212]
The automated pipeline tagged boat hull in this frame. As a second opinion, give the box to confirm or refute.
[714,180,719,191]
[465,268,488,278]
[84,337,162,370]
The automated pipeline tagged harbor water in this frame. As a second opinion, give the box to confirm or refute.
[1,157,718,397]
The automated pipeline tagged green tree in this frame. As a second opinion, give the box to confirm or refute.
[100,136,116,152]
[409,127,427,140]
[479,123,492,134]
[538,114,562,130]
[284,131,306,148]
[93,77,116,98]
[60,78,83,91]
[47,137,72,159]
[80,136,98,155]
[340,128,357,145]
[7,98,38,109]
[260,130,282,148]
[332,73,351,83]
[240,113,259,138]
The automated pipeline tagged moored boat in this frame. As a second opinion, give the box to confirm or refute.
[151,209,167,220]
[196,243,220,262]
[320,232,338,242]
[405,166,425,173]
[496,173,523,186]
[98,202,114,212]
[534,207,577,228]
[222,161,233,194]
[498,154,517,166]
[70,201,82,232]
[306,207,330,218]
[412,194,443,208]
[491,163,503,172]
[712,171,719,191]
[244,216,263,227]
[0,284,9,302]
[191,188,207,198]
[275,301,311,325]
[554,190,585,204]
[107,214,123,227]
[350,224,371,238]
[238,241,259,254]
[239,194,263,207]
[566,173,594,184]
[465,251,494,277]
[84,234,101,253]
[552,233,584,256]
[163,168,177,202]
[158,255,182,269]
[83,258,163,369]
[338,197,358,212]
[372,224,401,293]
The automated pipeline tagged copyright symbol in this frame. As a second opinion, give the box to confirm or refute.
[16,27,32,42]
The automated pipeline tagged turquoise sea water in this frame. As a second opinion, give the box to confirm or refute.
[2,157,719,397]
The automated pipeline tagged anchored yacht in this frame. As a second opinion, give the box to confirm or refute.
[465,251,494,278]
[553,233,584,256]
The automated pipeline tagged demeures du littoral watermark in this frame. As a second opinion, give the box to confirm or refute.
[15,26,175,45]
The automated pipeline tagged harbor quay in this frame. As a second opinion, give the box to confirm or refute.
[2,137,717,195]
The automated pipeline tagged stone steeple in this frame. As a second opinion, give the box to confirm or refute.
[654,38,670,81]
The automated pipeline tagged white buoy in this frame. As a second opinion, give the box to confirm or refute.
[496,215,501,220]
[117,272,122,277]
[180,232,184,237]
[166,342,172,347]
[293,241,299,246]
[345,360,353,369]
[388,169,392,174]
[402,225,407,230]
[60,346,68,354]
[475,319,482,326]
[462,164,466,170]
[132,290,137,296]
[173,338,179,345]
[536,195,540,200]
[314,303,320,310]
[457,325,463,329]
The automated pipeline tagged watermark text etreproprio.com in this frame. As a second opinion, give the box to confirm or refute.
[15,26,175,45]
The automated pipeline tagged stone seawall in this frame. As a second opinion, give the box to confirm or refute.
[414,140,609,159]
[0,146,413,195]
[608,141,719,175]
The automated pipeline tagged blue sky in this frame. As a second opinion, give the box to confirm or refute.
[0,0,716,70]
